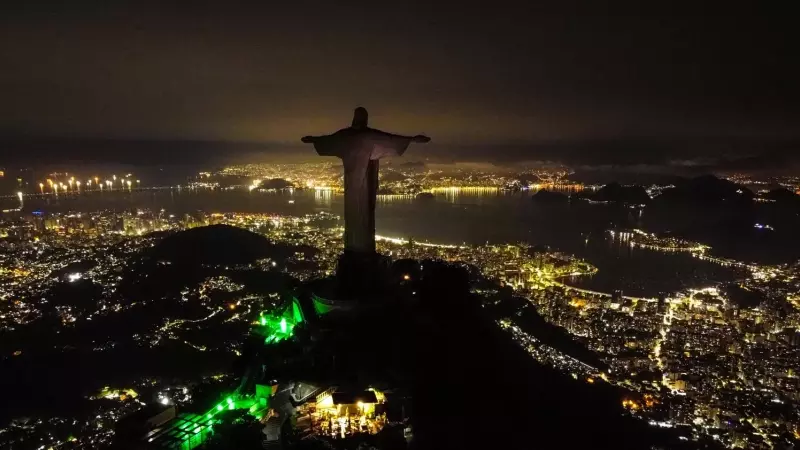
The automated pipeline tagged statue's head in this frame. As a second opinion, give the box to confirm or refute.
[351,107,368,129]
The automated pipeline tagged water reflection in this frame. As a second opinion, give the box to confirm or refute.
[314,188,332,207]
[429,186,502,203]
[2,188,741,296]
[376,194,415,205]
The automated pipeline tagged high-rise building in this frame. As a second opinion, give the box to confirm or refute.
[657,292,667,314]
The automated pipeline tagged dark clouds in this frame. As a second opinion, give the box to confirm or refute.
[1,3,798,144]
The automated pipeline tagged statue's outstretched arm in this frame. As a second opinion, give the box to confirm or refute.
[366,128,430,159]
[301,135,324,143]
[301,133,344,157]
[370,128,430,143]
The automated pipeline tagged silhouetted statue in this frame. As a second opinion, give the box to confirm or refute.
[302,107,429,254]
[302,107,429,298]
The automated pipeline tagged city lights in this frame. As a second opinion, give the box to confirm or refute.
[1,167,798,450]
[67,273,83,282]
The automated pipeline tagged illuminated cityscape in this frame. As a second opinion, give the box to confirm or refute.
[1,164,799,448]
[208,162,579,195]
[1,5,799,448]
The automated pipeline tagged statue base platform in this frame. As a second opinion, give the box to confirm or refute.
[301,251,391,318]
[334,250,391,300]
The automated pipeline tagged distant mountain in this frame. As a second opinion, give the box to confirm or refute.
[640,175,798,262]
[592,182,650,205]
[149,224,301,266]
[654,175,753,205]
[763,187,800,204]
[379,170,409,183]
[262,178,293,190]
[531,189,569,204]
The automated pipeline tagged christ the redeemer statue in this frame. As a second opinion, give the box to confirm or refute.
[302,107,430,258]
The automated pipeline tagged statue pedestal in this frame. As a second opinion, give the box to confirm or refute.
[334,250,391,300]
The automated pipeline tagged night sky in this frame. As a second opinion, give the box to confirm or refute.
[2,4,798,147]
